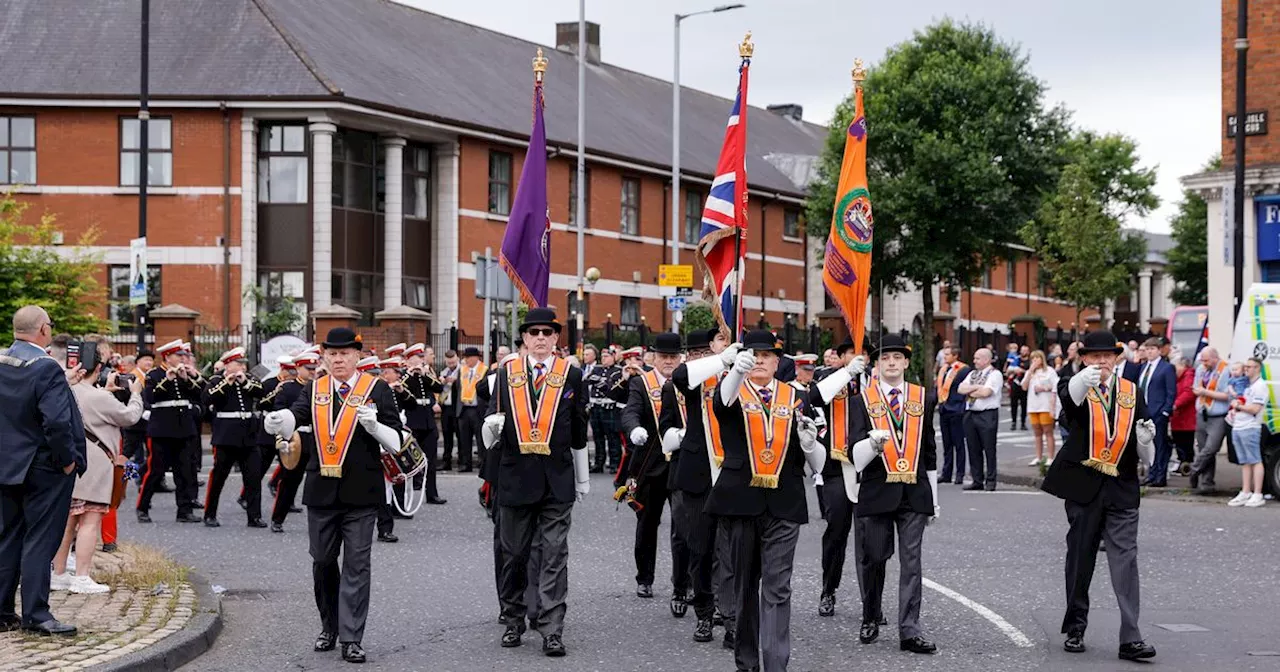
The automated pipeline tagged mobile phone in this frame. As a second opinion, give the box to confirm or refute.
[66,340,82,370]
[79,342,100,374]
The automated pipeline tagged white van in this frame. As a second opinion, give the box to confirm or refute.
[1229,283,1280,495]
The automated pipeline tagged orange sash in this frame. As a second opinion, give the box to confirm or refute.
[640,371,671,461]
[506,357,570,455]
[1082,377,1137,477]
[461,363,488,404]
[936,362,962,399]
[862,382,925,484]
[1198,360,1227,409]
[739,382,799,489]
[312,373,378,478]
[828,387,850,464]
[702,377,725,466]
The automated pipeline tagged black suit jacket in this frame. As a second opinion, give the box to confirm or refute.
[0,340,86,483]
[1041,375,1145,509]
[204,375,264,447]
[486,359,588,507]
[620,374,669,482]
[663,363,717,495]
[847,383,938,517]
[286,376,403,509]
[704,383,809,524]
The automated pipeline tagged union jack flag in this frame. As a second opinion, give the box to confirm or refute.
[694,56,750,337]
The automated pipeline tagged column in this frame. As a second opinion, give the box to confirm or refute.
[309,120,337,310]
[805,236,824,325]
[381,136,406,310]
[1138,269,1153,332]
[1161,273,1175,315]
[239,116,257,330]
[433,141,461,329]
[1103,299,1115,327]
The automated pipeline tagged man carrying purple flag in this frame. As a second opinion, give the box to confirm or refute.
[500,48,552,308]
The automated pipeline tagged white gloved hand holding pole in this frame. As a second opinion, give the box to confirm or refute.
[263,409,296,439]
[1069,365,1103,405]
[845,355,867,378]
[684,343,741,390]
[661,428,684,456]
[572,448,590,502]
[629,427,649,447]
[718,342,745,368]
[797,416,825,476]
[356,405,379,434]
[719,350,756,405]
[482,413,506,451]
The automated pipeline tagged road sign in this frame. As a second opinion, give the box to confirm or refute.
[675,287,694,297]
[129,237,147,306]
[658,264,694,287]
[474,256,516,302]
[666,296,687,311]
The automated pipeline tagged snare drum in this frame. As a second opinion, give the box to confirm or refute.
[380,431,428,485]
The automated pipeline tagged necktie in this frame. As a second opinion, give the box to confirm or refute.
[338,381,351,401]
[1139,364,1152,394]
[889,388,902,420]
[758,386,772,408]
[534,363,547,391]
[1099,382,1109,407]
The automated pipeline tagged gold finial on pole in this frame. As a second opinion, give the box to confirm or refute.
[739,31,754,59]
[533,47,548,83]
[852,58,866,89]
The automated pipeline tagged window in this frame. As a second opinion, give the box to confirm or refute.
[620,177,640,235]
[1006,261,1017,293]
[684,191,703,244]
[567,291,589,325]
[404,144,431,219]
[783,208,801,239]
[0,116,36,184]
[488,151,512,215]
[568,165,591,227]
[403,277,431,310]
[331,271,384,324]
[258,271,308,332]
[120,117,172,187]
[980,266,992,289]
[258,123,308,204]
[107,265,161,330]
[333,130,375,211]
[620,296,641,329]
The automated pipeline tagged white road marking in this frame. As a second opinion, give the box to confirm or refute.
[922,577,1036,648]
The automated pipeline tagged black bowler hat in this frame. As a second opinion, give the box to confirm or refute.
[462,346,482,358]
[835,337,856,355]
[685,328,719,350]
[136,349,155,360]
[651,332,684,354]
[322,327,362,350]
[870,334,912,361]
[520,307,562,334]
[742,329,783,354]
[1079,330,1124,355]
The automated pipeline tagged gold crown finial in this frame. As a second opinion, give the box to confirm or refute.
[852,58,866,86]
[739,31,754,59]
[533,47,548,83]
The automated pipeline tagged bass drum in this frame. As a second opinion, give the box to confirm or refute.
[380,432,427,485]
[277,434,303,470]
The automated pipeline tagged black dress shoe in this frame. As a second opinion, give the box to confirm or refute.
[203,517,221,528]
[270,522,284,533]
[268,483,278,497]
[247,518,268,528]
[636,583,653,598]
[459,467,473,473]
[341,642,366,663]
[23,619,77,636]
[0,615,20,632]
[818,593,835,617]
[723,629,735,649]
[1063,631,1085,653]
[377,533,398,543]
[693,618,714,642]
[712,608,724,626]
[878,615,888,626]
[962,483,984,491]
[439,463,452,471]
[1145,481,1167,488]
[237,497,247,511]
[859,620,879,644]
[984,485,997,492]
[670,591,688,618]
[1118,640,1156,660]
[289,505,303,513]
[589,465,603,473]
[953,479,965,485]
[101,543,118,553]
[542,633,566,657]
[315,631,337,651]
[501,622,526,647]
[197,479,207,488]
[900,636,937,654]
[426,497,448,505]
[136,510,153,523]
[177,512,201,523]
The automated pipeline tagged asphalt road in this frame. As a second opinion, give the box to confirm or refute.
[115,466,1280,672]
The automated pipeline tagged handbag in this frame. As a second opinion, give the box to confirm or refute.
[84,428,127,510]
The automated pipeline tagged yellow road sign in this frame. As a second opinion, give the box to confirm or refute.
[658,264,694,287]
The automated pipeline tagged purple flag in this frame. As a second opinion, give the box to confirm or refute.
[499,80,550,308]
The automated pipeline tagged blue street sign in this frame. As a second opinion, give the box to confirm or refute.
[666,296,687,312]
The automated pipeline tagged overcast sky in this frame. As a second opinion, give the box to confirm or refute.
[402,0,1221,233]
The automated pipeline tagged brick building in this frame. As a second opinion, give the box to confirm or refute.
[0,0,822,347]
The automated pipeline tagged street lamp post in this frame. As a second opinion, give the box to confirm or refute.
[671,3,745,331]
[135,0,150,353]
[576,0,587,357]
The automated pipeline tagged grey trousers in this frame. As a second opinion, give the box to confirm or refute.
[672,489,716,619]
[860,510,927,638]
[492,510,542,624]
[726,515,801,672]
[964,409,999,488]
[1191,413,1228,490]
[497,501,572,636]
[308,506,377,643]
[715,516,738,628]
[1062,497,1142,644]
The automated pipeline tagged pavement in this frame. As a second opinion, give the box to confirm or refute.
[109,452,1280,672]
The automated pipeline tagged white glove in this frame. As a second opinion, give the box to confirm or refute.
[732,350,755,374]
[661,428,684,456]
[142,410,151,421]
[482,413,506,450]
[686,348,734,389]
[629,427,649,446]
[1069,365,1103,405]
[797,416,820,452]
[1135,418,1156,466]
[572,448,590,502]
[718,342,745,368]
[927,470,940,525]
[849,438,880,472]
[720,350,756,406]
[868,429,891,453]
[845,355,867,377]
[356,405,378,434]
[813,473,825,487]
[263,409,295,438]
[815,367,853,404]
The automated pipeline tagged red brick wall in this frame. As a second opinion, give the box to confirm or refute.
[1222,0,1280,166]
[937,256,1099,331]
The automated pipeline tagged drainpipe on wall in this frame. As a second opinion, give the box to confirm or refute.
[221,103,233,331]
[661,181,669,330]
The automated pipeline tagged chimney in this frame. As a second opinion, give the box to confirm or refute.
[555,21,601,65]
[766,103,804,122]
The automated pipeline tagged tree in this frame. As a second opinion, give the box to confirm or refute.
[806,19,1069,366]
[243,279,303,337]
[1166,156,1220,306]
[679,301,715,337]
[0,191,104,345]
[1059,131,1159,221]
[1020,164,1147,324]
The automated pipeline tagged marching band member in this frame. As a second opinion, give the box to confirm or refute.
[1042,330,1157,661]
[844,334,938,655]
[250,355,295,508]
[660,328,741,645]
[178,343,207,508]
[791,354,818,389]
[707,329,825,672]
[482,309,588,657]
[263,328,406,664]
[201,347,266,528]
[403,343,446,505]
[137,340,201,524]
[269,351,318,533]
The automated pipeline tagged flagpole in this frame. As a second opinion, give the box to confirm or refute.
[734,227,743,341]
[575,0,586,357]
[734,32,752,342]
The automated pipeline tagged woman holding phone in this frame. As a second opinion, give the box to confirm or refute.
[1021,350,1060,467]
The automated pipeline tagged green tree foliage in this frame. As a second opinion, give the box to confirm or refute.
[679,301,716,337]
[0,191,104,345]
[1166,156,1220,306]
[243,279,303,337]
[805,20,1069,366]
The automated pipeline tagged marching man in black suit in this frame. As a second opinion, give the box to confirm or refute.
[202,347,267,528]
[844,334,939,655]
[482,308,588,657]
[264,327,406,664]
[708,329,825,672]
[1041,330,1157,661]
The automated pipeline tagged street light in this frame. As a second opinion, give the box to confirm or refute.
[672,3,745,331]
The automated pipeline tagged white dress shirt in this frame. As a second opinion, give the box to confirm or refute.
[965,366,1003,411]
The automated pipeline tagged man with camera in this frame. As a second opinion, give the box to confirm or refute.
[137,340,203,524]
[202,347,267,529]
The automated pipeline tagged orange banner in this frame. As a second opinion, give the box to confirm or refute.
[823,85,873,353]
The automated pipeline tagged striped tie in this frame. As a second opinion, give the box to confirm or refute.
[889,388,902,420]
[759,386,772,409]
[338,382,351,401]
[1099,382,1109,407]
[534,363,547,391]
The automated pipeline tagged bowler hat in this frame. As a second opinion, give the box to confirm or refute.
[651,332,684,355]
[520,308,562,334]
[462,346,482,358]
[835,337,856,355]
[742,329,782,354]
[686,328,719,351]
[136,349,155,360]
[1078,330,1124,355]
[870,334,912,361]
[322,327,362,350]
